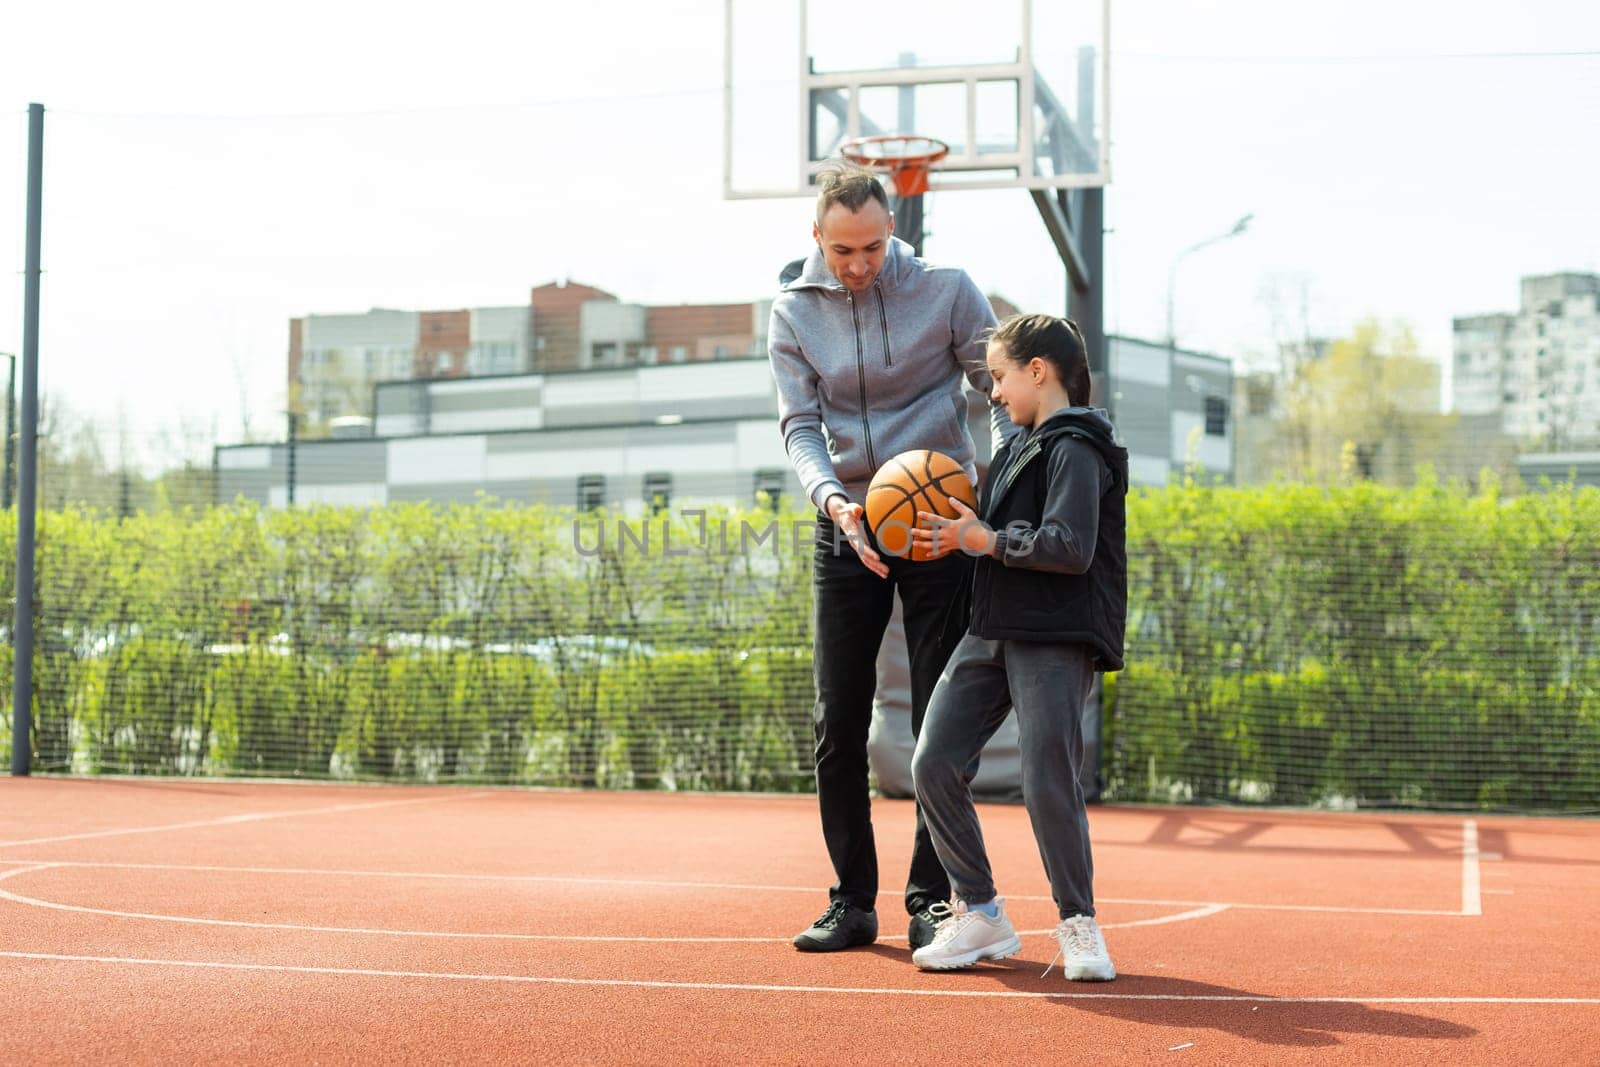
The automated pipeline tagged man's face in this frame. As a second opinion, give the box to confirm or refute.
[813,200,893,293]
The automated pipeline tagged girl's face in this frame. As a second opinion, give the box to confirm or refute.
[987,340,1043,428]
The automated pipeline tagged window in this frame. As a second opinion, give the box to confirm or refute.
[1353,444,1375,480]
[590,342,619,367]
[577,474,606,511]
[670,345,688,364]
[474,342,518,375]
[1203,395,1228,437]
[643,471,672,514]
[1245,380,1272,417]
[639,346,659,365]
[754,468,787,510]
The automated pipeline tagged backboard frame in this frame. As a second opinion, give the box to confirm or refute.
[722,0,1111,199]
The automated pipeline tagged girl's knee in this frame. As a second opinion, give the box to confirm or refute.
[911,742,959,796]
[1021,733,1081,781]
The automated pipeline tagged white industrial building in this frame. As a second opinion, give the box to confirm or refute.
[218,339,1233,510]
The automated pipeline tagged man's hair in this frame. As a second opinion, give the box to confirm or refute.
[814,161,890,228]
[990,313,1092,406]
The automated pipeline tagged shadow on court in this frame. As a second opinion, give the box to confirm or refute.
[1131,809,1535,866]
[979,967,1478,1049]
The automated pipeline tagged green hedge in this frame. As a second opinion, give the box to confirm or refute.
[1110,474,1600,810]
[3,477,1598,810]
[1,501,816,790]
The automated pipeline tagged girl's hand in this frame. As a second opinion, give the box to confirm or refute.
[912,497,995,559]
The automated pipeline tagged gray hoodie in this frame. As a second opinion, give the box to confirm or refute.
[768,236,1013,510]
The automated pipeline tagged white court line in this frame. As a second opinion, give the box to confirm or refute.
[0,792,491,849]
[4,949,1600,1004]
[1095,904,1229,931]
[0,865,770,943]
[1462,819,1482,916]
[0,866,1225,942]
[0,859,1466,917]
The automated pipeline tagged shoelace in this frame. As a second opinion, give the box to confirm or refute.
[1041,917,1099,978]
[813,901,851,930]
[926,900,973,948]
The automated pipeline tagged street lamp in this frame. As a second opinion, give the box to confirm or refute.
[1164,215,1252,481]
[1166,213,1254,349]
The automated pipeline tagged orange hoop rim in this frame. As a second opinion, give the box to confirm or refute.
[839,134,950,198]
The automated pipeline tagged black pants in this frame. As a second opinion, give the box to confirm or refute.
[811,513,970,915]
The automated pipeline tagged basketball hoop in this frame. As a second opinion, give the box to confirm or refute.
[840,134,949,199]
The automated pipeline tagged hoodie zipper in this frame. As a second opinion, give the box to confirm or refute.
[986,437,1043,519]
[848,292,878,472]
[875,281,892,367]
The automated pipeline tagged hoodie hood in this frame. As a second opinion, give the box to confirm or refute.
[1035,406,1118,446]
[785,235,917,294]
[1035,407,1128,489]
[983,406,1127,519]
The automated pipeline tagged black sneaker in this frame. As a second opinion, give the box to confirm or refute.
[908,902,946,950]
[793,901,878,952]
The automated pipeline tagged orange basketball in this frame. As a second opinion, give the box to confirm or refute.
[864,450,977,561]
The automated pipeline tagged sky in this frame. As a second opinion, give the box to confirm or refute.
[1,0,1597,465]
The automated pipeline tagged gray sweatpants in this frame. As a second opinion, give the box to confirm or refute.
[911,633,1097,919]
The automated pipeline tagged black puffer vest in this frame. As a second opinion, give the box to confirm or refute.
[968,412,1129,670]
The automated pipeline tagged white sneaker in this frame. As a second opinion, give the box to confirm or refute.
[910,898,1023,971]
[1049,914,1116,981]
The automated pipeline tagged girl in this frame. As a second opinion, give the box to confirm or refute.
[907,313,1127,980]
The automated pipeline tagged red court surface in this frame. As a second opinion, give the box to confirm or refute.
[0,777,1596,1064]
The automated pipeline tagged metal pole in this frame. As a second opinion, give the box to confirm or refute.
[1078,189,1106,410]
[3,353,14,510]
[1167,256,1179,475]
[285,411,298,506]
[13,104,44,776]
[1076,186,1105,804]
[1066,43,1108,802]
[894,192,925,258]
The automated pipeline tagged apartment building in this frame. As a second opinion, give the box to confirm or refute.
[291,306,532,429]
[290,285,772,431]
[528,281,769,371]
[1453,272,1600,445]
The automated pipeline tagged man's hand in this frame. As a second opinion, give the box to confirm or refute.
[912,497,996,559]
[826,494,888,578]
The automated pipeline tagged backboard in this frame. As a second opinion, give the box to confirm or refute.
[723,0,1110,199]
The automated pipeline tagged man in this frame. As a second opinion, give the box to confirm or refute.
[768,161,1013,952]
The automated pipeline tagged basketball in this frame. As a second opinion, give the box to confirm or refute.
[864,450,977,561]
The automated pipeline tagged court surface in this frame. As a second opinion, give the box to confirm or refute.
[1,778,1596,1064]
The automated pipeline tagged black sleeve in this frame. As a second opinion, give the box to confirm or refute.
[988,438,1107,575]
